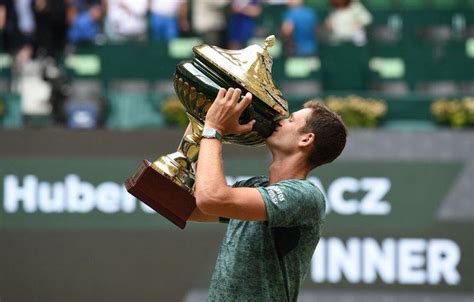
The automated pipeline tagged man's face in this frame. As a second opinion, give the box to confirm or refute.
[266,108,313,151]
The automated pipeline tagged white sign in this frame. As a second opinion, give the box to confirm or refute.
[4,174,392,216]
[3,174,154,214]
[311,237,461,286]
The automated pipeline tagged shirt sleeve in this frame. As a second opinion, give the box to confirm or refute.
[218,217,230,224]
[353,3,372,26]
[227,176,266,224]
[257,180,325,228]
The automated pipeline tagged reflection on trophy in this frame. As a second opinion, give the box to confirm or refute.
[125,35,289,229]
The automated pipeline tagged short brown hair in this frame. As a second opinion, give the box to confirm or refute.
[299,100,347,168]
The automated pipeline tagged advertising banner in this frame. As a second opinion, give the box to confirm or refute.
[1,156,471,295]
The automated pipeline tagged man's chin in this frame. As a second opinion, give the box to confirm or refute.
[266,133,276,146]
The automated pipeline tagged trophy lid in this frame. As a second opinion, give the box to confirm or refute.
[193,35,288,118]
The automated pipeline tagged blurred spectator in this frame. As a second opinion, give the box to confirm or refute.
[67,0,103,44]
[325,0,372,46]
[149,0,189,42]
[228,0,262,49]
[0,0,35,64]
[42,57,70,125]
[34,0,68,58]
[103,0,148,42]
[192,0,228,47]
[281,0,318,56]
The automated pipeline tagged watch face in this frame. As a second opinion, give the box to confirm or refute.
[203,128,217,137]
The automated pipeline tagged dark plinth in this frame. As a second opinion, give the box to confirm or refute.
[125,160,196,229]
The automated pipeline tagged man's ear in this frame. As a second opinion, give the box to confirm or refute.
[299,132,315,148]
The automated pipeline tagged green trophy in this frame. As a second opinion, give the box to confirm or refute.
[125,36,289,229]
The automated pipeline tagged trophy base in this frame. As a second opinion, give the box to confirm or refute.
[125,160,196,229]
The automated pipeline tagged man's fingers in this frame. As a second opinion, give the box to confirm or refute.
[231,88,241,104]
[216,88,226,101]
[236,92,253,112]
[224,88,235,102]
[238,119,256,133]
[217,88,227,98]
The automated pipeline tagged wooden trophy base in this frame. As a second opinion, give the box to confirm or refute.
[125,160,196,229]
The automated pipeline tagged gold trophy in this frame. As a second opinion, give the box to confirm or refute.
[125,36,289,229]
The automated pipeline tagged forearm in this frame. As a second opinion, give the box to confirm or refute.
[194,139,267,220]
[195,138,229,201]
[188,207,219,222]
[178,1,189,29]
[281,22,293,38]
[0,6,5,30]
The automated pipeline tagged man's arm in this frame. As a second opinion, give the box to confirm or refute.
[0,5,6,30]
[281,20,294,39]
[176,122,220,223]
[188,206,219,222]
[194,88,267,221]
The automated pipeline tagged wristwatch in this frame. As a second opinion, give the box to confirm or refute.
[202,127,223,142]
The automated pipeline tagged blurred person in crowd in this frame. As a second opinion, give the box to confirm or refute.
[228,0,262,49]
[281,0,318,56]
[0,0,35,64]
[325,0,372,46]
[103,0,148,41]
[189,88,347,301]
[149,0,189,42]
[34,0,68,58]
[192,0,228,47]
[67,0,103,44]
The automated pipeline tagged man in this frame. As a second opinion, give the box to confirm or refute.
[326,0,373,46]
[192,0,228,47]
[67,0,103,44]
[281,0,318,56]
[104,0,148,42]
[227,0,262,49]
[190,88,347,301]
[148,0,189,42]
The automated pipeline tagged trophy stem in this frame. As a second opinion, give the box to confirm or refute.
[177,114,203,165]
[151,114,203,192]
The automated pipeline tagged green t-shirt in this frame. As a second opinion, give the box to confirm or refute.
[207,176,326,302]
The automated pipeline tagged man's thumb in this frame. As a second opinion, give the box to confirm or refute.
[239,120,256,133]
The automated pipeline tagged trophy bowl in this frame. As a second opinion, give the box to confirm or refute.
[125,36,289,229]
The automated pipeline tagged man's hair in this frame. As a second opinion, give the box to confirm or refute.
[299,100,347,168]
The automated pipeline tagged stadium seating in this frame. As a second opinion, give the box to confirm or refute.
[0,1,472,128]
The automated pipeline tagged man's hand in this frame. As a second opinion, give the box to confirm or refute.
[204,88,256,136]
